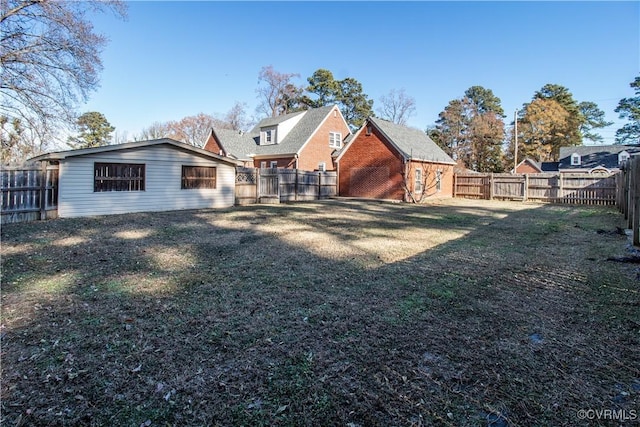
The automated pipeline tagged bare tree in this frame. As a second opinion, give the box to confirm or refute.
[401,162,448,203]
[255,65,302,117]
[166,113,231,146]
[1,0,127,159]
[224,101,251,131]
[137,122,170,141]
[377,89,416,125]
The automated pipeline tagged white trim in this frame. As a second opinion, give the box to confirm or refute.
[29,138,241,166]
[570,153,581,166]
[329,131,342,148]
[269,160,278,169]
[318,162,326,172]
[619,150,630,164]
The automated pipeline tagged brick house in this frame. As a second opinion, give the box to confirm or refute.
[557,144,640,173]
[336,117,456,202]
[203,105,350,171]
[514,158,559,174]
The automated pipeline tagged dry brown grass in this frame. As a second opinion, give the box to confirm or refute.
[1,198,638,426]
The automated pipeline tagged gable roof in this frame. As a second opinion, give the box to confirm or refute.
[212,105,348,160]
[365,117,455,164]
[29,138,242,166]
[514,157,559,173]
[558,144,640,170]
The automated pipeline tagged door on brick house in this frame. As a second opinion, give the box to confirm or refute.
[348,167,390,198]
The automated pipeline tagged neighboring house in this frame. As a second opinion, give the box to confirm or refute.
[558,144,640,173]
[336,117,456,201]
[514,158,559,174]
[203,105,350,171]
[30,139,240,218]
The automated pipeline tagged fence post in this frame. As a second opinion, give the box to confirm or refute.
[489,173,494,200]
[453,173,457,198]
[558,173,564,203]
[39,162,46,220]
[523,174,528,201]
[318,171,322,200]
[633,159,640,246]
[295,169,299,201]
[629,162,636,229]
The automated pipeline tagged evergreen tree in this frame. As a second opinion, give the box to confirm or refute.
[68,112,115,149]
[615,75,640,144]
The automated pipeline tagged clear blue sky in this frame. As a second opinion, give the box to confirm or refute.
[84,1,639,145]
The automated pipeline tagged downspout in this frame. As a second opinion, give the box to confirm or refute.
[294,153,299,170]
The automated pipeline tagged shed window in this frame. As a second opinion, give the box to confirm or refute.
[94,162,145,192]
[181,166,216,189]
[329,132,342,148]
[415,169,423,193]
[571,153,581,166]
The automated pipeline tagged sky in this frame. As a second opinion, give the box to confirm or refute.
[84,1,640,145]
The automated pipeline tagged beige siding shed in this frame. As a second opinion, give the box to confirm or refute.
[31,139,239,218]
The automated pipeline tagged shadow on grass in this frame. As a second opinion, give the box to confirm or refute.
[1,199,638,426]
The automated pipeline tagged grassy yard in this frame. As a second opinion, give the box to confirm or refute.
[1,198,638,426]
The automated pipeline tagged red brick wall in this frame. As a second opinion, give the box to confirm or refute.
[253,157,295,168]
[203,133,224,155]
[298,107,351,171]
[338,125,406,200]
[407,160,454,199]
[515,161,540,174]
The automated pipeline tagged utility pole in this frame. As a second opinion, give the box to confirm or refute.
[513,109,518,173]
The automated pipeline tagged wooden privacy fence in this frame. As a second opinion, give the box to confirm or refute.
[454,172,617,205]
[617,157,640,246]
[1,165,59,224]
[235,167,337,205]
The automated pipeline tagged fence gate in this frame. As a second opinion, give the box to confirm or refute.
[259,168,279,203]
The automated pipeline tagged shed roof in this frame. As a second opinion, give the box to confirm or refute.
[369,117,456,164]
[29,138,242,166]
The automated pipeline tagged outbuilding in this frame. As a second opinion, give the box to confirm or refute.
[30,138,240,218]
[336,117,456,202]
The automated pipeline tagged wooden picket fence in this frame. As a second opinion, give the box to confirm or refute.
[1,164,59,224]
[617,157,640,246]
[454,172,617,206]
[235,167,337,205]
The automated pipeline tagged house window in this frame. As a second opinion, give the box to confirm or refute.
[270,161,278,169]
[415,169,423,193]
[619,150,630,165]
[318,162,326,172]
[260,161,267,169]
[436,170,442,192]
[94,162,145,192]
[329,132,342,148]
[181,166,216,189]
[261,128,276,145]
[571,153,581,166]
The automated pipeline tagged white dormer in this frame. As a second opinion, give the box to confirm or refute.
[260,127,277,145]
[259,111,307,145]
[619,150,630,165]
[570,153,581,166]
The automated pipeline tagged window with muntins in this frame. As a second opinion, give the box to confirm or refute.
[94,162,145,192]
[181,166,216,189]
[329,132,342,148]
[270,161,278,169]
[415,169,423,193]
[571,153,581,166]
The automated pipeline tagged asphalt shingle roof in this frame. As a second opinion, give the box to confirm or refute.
[369,117,455,164]
[558,144,640,169]
[213,106,339,160]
